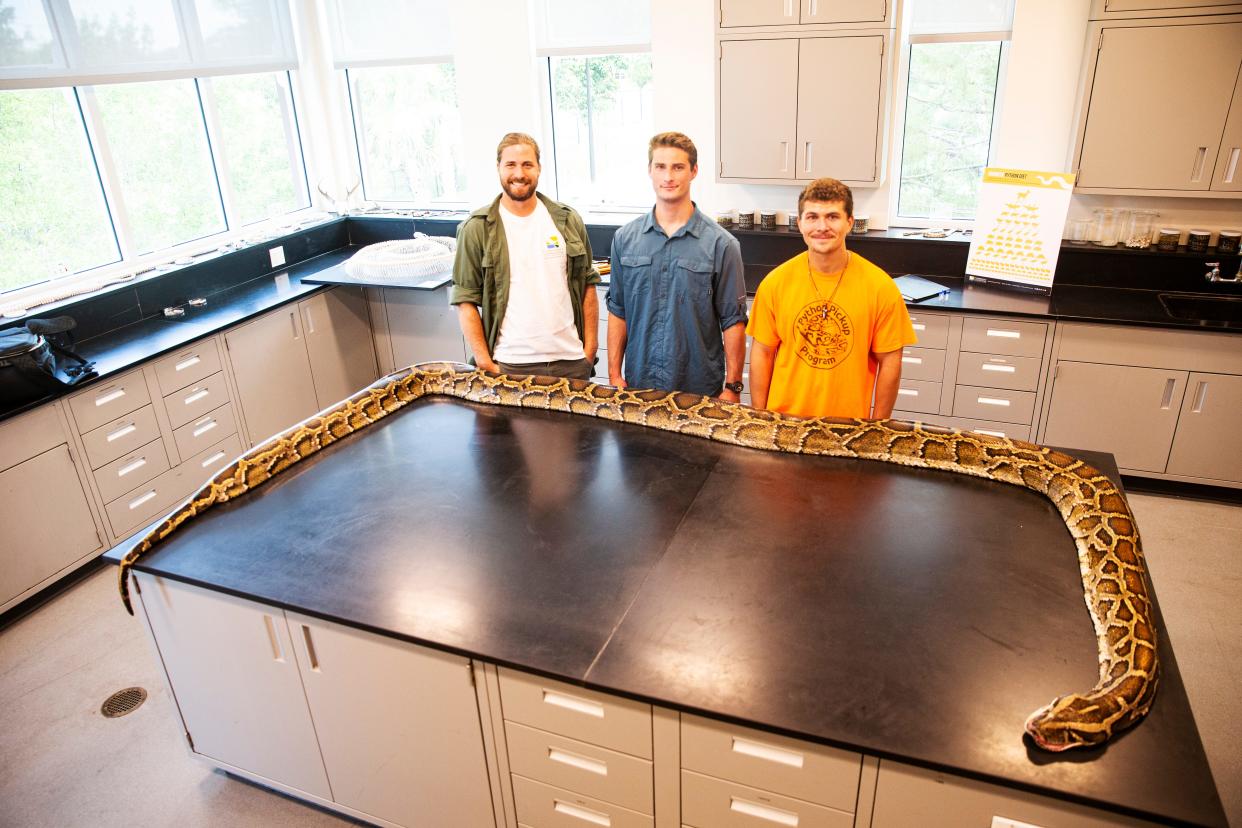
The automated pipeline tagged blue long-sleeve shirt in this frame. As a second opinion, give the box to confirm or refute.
[607,208,748,396]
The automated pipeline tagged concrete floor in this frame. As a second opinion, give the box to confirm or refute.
[0,491,1238,827]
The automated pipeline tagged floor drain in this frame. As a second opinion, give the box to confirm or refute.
[101,687,147,718]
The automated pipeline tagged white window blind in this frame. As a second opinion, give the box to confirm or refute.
[909,0,1013,36]
[533,0,650,55]
[0,0,296,88]
[325,0,452,67]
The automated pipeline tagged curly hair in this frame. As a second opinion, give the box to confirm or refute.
[797,177,853,218]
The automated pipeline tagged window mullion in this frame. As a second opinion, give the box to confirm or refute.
[279,72,312,213]
[76,86,137,259]
[43,0,78,68]
[197,77,238,229]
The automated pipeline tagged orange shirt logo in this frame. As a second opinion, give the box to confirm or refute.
[794,300,853,370]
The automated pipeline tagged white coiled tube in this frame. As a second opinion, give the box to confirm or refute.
[344,234,458,281]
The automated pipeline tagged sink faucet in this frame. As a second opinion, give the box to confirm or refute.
[1204,261,1242,283]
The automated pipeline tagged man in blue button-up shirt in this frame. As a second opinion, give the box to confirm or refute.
[606,132,748,401]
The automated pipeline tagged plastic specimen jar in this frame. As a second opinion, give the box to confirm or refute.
[1124,210,1158,249]
[1092,208,1121,246]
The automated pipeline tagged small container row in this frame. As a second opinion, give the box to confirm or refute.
[715,210,871,234]
[1067,209,1239,253]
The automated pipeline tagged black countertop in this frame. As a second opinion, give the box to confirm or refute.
[105,397,1225,827]
[6,242,1238,426]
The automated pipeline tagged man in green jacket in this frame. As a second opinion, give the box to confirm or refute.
[451,132,599,380]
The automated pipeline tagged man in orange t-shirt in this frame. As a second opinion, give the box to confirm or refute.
[747,178,916,419]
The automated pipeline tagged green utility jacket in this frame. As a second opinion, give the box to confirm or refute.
[450,192,599,358]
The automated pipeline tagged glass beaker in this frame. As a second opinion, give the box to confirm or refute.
[1124,210,1158,249]
[1067,217,1092,244]
[1092,208,1123,247]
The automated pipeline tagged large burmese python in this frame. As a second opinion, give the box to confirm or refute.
[117,363,1158,752]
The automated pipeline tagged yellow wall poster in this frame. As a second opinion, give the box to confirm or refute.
[966,168,1076,291]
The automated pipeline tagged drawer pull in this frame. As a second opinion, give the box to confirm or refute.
[201,450,227,469]
[117,456,147,477]
[977,396,1011,407]
[95,387,126,406]
[1191,380,1208,414]
[192,418,218,438]
[901,356,922,365]
[175,355,201,372]
[732,736,804,768]
[1159,378,1176,410]
[897,388,917,397]
[731,796,799,826]
[264,614,285,662]
[183,388,210,405]
[543,689,605,718]
[107,422,137,442]
[985,328,1020,339]
[912,323,926,331]
[977,429,1007,438]
[548,747,608,776]
[553,799,611,826]
[128,490,157,510]
[981,363,1016,373]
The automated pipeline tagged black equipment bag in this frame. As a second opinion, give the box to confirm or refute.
[0,316,97,407]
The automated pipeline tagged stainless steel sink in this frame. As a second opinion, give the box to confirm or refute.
[1158,293,1242,324]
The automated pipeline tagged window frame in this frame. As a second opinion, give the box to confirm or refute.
[538,47,654,214]
[0,68,315,303]
[887,29,1011,229]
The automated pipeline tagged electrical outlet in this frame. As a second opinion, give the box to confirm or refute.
[269,245,285,268]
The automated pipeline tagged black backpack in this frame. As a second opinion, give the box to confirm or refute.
[0,316,97,408]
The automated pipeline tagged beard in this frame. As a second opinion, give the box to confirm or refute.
[502,178,536,201]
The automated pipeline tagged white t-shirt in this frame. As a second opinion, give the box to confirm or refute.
[493,200,584,364]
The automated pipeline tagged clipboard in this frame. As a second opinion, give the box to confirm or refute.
[894,274,950,302]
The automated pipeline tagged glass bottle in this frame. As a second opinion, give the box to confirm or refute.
[1124,210,1158,249]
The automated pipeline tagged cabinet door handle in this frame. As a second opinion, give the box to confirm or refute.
[127,489,157,510]
[809,0,819,17]
[902,355,922,365]
[548,747,608,775]
[1225,148,1240,185]
[785,0,794,18]
[107,421,137,442]
[191,417,218,438]
[263,614,285,662]
[302,305,316,335]
[290,310,299,340]
[183,387,209,405]
[731,796,799,825]
[986,328,1020,339]
[780,140,789,172]
[732,736,805,767]
[1160,378,1176,410]
[553,800,611,826]
[117,456,147,477]
[804,141,813,174]
[1190,380,1208,414]
[542,689,605,718]
[301,624,320,671]
[174,354,201,372]
[981,363,1016,373]
[95,386,126,406]
[1190,146,1208,183]
[977,396,1011,407]
[200,450,227,469]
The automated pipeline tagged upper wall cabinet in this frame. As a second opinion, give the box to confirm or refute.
[718,0,891,28]
[718,33,890,185]
[1090,0,1242,19]
[1072,16,1242,195]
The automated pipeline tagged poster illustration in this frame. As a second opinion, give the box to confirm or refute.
[966,168,1075,290]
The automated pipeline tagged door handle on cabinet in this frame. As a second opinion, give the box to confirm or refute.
[553,800,611,826]
[289,310,299,339]
[95,386,126,406]
[542,689,605,718]
[1190,380,1207,414]
[548,747,608,775]
[107,421,137,442]
[1159,378,1176,410]
[302,305,316,335]
[1226,147,1240,184]
[732,736,805,767]
[174,354,201,372]
[780,140,789,173]
[263,615,285,662]
[731,796,800,825]
[1190,146,1208,183]
[804,141,813,174]
[301,625,320,671]
[183,388,209,405]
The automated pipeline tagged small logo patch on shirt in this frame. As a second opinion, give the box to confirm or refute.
[546,234,561,249]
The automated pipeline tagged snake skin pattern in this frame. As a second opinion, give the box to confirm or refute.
[117,363,1159,752]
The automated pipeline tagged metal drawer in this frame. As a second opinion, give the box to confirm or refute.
[950,417,1032,442]
[894,379,941,415]
[505,721,653,814]
[163,371,230,429]
[899,346,946,383]
[69,371,151,434]
[952,386,1037,425]
[681,769,854,828]
[81,405,160,469]
[93,438,171,503]
[172,402,236,462]
[960,317,1047,358]
[512,774,652,828]
[185,433,243,484]
[956,352,1041,392]
[499,668,653,759]
[681,714,861,811]
[151,338,222,395]
[0,404,66,472]
[907,311,950,349]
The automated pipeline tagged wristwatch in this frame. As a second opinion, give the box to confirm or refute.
[723,380,744,394]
